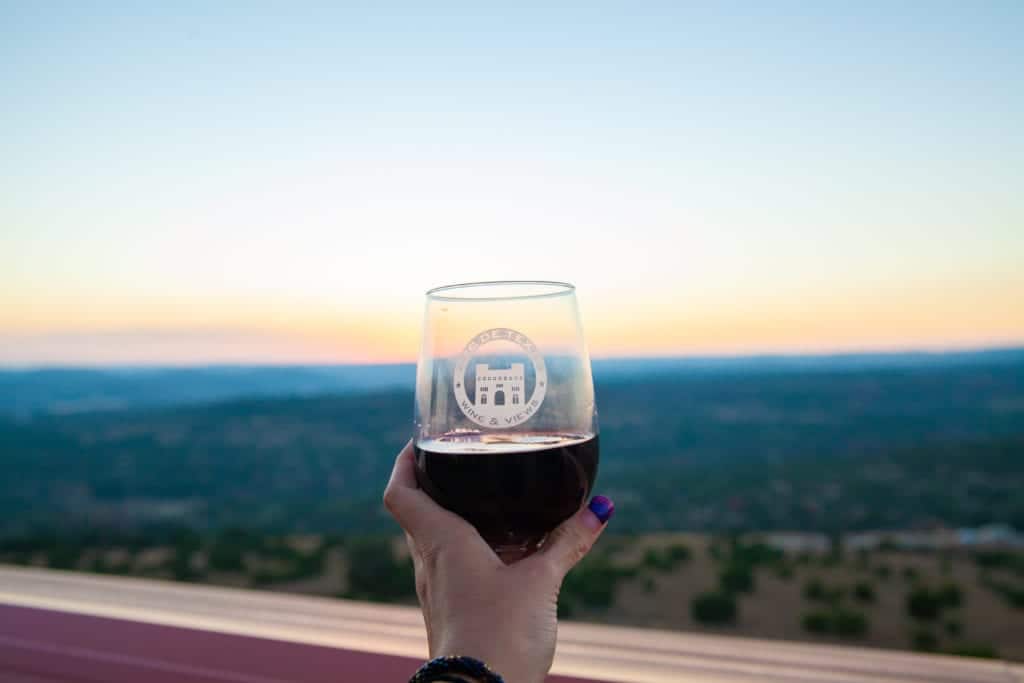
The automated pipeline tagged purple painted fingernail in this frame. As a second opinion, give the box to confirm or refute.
[588,495,615,524]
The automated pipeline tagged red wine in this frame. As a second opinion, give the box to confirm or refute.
[414,432,599,549]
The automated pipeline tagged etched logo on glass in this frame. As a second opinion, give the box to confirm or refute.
[453,328,547,428]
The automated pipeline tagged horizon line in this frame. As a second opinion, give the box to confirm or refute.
[2,343,1022,371]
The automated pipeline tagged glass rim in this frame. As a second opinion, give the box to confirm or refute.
[426,280,576,302]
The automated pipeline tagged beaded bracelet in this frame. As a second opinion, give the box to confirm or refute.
[409,655,505,683]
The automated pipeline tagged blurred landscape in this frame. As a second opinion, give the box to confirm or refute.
[2,349,1023,659]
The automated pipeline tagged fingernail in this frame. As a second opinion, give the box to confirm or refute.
[587,495,615,525]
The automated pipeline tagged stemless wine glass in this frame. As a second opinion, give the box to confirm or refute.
[414,281,599,562]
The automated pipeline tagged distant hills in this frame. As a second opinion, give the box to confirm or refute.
[2,347,1022,418]
[1,351,1022,537]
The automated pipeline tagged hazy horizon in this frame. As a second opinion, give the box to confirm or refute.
[2,343,1021,371]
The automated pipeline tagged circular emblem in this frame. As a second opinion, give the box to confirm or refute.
[453,328,547,429]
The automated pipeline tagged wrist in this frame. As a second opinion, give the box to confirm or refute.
[409,655,504,683]
[433,639,542,683]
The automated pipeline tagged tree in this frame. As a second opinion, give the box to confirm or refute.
[853,581,876,603]
[801,608,868,638]
[666,543,692,565]
[907,587,943,620]
[719,563,754,594]
[208,528,258,572]
[833,608,868,637]
[562,555,635,609]
[802,611,830,634]
[207,541,245,572]
[345,537,414,602]
[47,542,83,570]
[804,578,826,601]
[945,643,998,659]
[937,582,963,608]
[691,592,737,625]
[804,578,843,603]
[642,544,690,573]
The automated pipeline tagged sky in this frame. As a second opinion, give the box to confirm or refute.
[2,2,1022,365]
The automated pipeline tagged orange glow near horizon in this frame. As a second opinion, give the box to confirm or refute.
[3,273,1021,365]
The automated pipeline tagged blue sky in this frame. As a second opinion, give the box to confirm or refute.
[2,2,1022,364]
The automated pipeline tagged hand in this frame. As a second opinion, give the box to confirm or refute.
[384,440,614,683]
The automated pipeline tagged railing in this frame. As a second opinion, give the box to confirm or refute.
[1,566,1021,682]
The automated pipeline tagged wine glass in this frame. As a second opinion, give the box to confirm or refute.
[414,281,599,562]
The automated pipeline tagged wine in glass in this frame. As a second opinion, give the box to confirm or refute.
[413,281,598,561]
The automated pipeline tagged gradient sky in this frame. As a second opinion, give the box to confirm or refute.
[2,2,1022,365]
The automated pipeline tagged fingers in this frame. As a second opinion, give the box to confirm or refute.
[540,495,615,577]
[383,440,435,536]
[383,440,472,540]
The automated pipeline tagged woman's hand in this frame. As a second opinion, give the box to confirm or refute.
[384,440,613,683]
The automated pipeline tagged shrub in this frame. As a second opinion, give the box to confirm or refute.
[911,628,938,652]
[642,548,669,571]
[874,564,891,580]
[345,536,414,602]
[907,587,943,620]
[902,566,919,582]
[981,577,1024,609]
[47,543,83,570]
[937,582,963,608]
[775,563,794,580]
[642,543,692,573]
[944,619,962,637]
[691,591,737,625]
[666,543,692,564]
[973,550,1024,575]
[802,610,830,634]
[804,578,826,601]
[945,643,998,659]
[804,578,844,604]
[562,556,634,609]
[853,581,876,603]
[170,547,200,582]
[730,541,782,568]
[207,543,244,572]
[833,608,868,637]
[801,608,868,638]
[1004,586,1024,608]
[719,563,754,594]
[208,529,258,572]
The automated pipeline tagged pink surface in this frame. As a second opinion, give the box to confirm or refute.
[0,605,592,682]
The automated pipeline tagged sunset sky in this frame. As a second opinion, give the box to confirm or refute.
[2,3,1022,365]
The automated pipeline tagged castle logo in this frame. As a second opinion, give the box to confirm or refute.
[453,328,547,428]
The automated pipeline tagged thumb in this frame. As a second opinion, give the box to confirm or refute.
[541,495,615,576]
